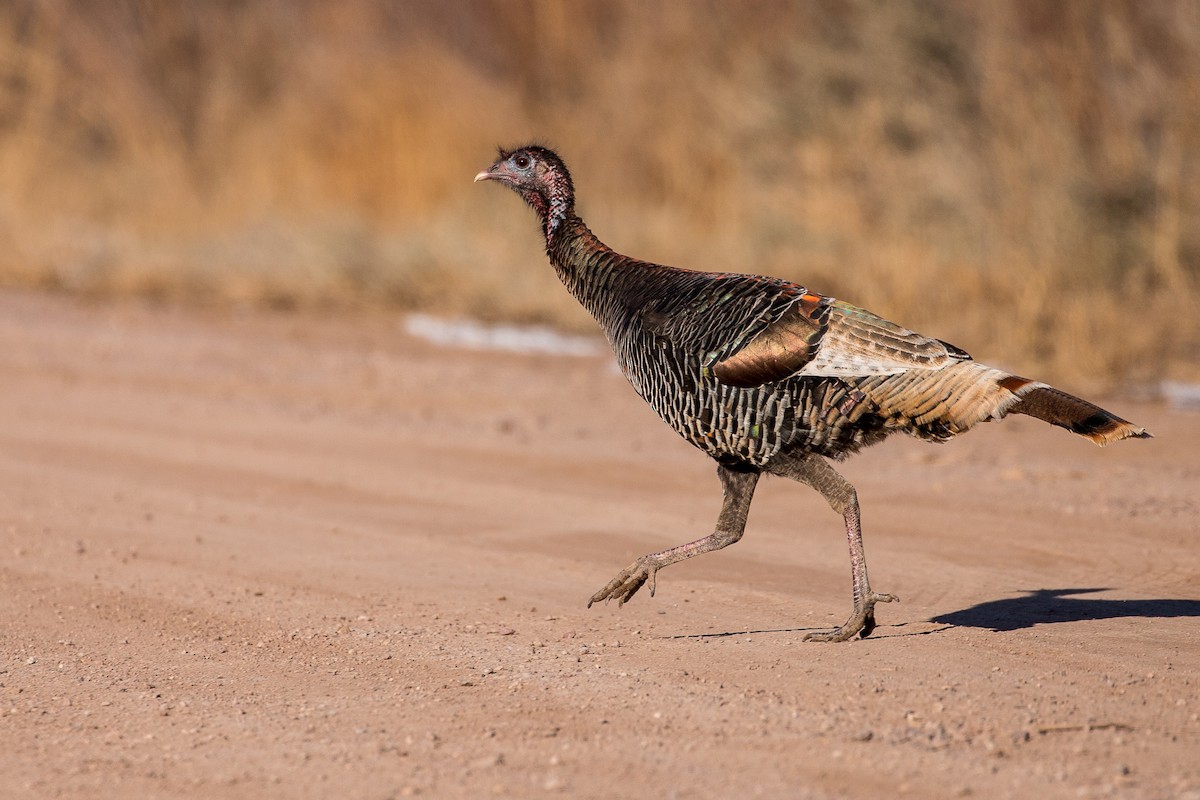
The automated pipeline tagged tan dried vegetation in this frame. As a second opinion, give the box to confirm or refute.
[0,0,1196,386]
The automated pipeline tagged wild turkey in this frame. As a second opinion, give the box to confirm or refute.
[475,145,1151,642]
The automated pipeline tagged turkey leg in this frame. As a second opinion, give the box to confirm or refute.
[771,452,898,641]
[588,465,760,607]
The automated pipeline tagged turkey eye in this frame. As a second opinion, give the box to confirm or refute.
[514,155,531,169]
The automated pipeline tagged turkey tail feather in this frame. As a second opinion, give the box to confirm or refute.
[1000,377,1151,446]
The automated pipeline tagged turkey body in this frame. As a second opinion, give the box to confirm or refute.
[550,220,880,465]
[548,217,1133,467]
[476,145,1150,642]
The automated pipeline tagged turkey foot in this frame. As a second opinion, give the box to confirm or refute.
[588,556,661,607]
[804,591,899,642]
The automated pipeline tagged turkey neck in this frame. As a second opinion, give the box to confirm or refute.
[545,214,671,332]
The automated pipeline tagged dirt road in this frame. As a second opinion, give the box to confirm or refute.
[1,291,1196,799]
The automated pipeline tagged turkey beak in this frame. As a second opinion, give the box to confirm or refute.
[474,164,502,183]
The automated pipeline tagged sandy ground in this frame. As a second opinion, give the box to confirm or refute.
[0,290,1197,800]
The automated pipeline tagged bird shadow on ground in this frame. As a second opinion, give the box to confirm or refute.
[664,588,1200,640]
[931,588,1200,632]
[664,621,949,641]
[665,626,815,641]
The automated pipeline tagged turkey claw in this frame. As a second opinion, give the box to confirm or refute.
[804,591,899,643]
[588,557,661,608]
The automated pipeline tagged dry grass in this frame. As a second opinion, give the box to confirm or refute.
[0,0,1197,387]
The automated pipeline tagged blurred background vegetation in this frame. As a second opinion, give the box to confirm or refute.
[0,0,1196,387]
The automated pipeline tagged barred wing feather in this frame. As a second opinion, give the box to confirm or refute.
[714,297,968,388]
